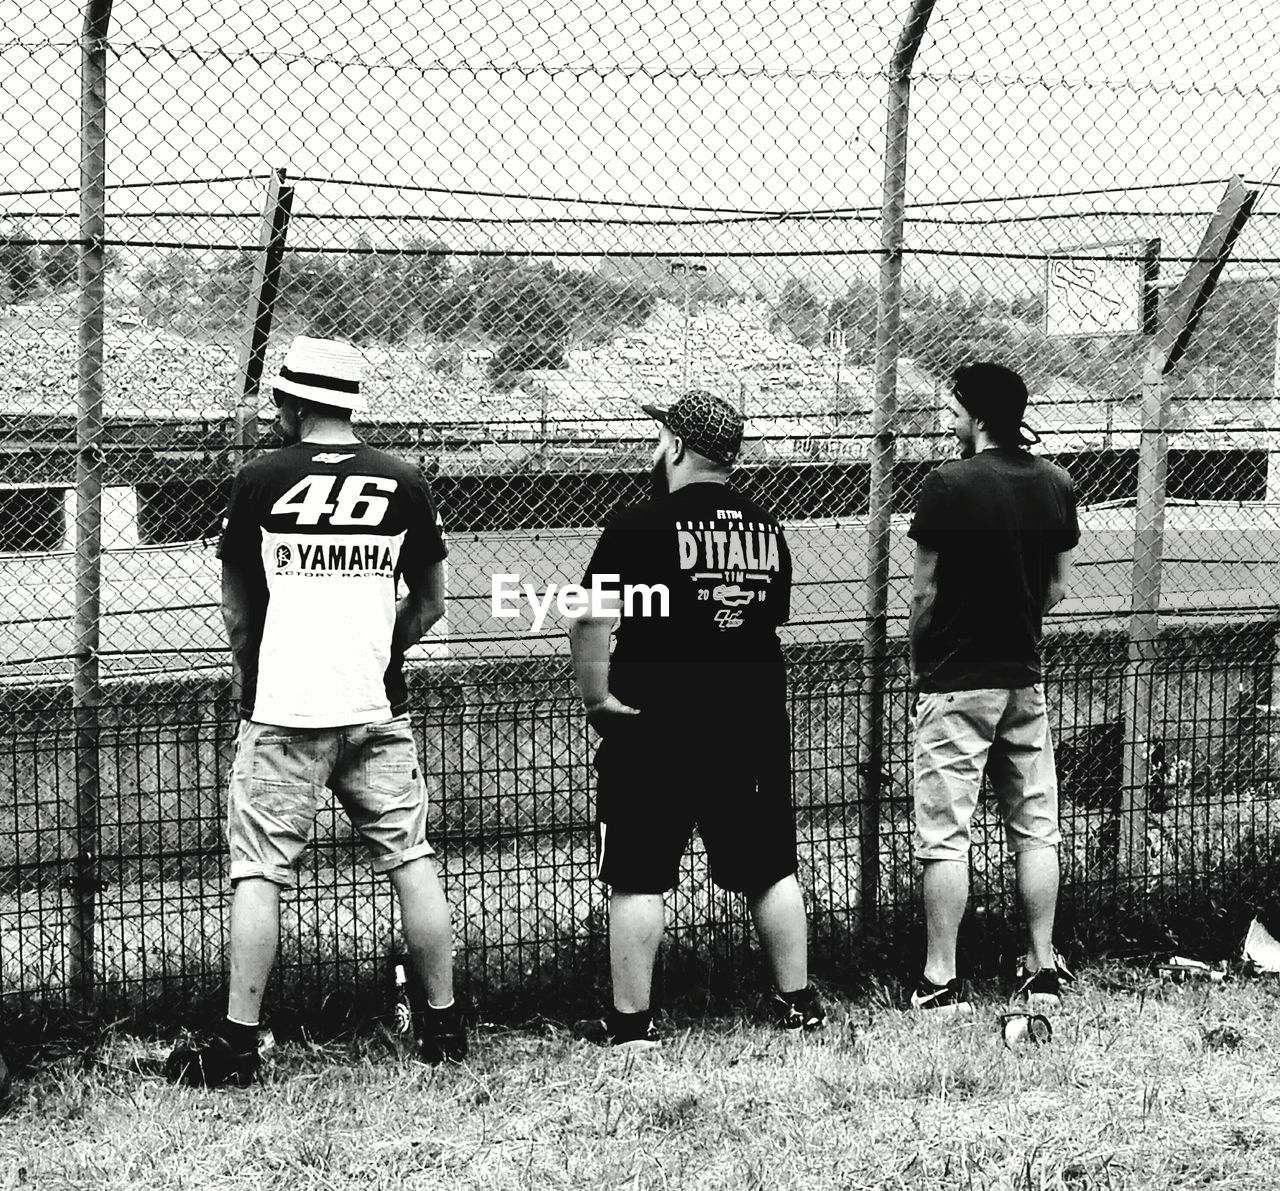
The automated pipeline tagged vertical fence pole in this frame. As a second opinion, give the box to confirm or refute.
[859,0,936,926]
[1120,178,1256,876]
[1269,294,1280,505]
[70,0,114,1009]
[233,167,294,474]
[1120,344,1168,876]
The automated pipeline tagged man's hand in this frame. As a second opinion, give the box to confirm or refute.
[584,693,641,735]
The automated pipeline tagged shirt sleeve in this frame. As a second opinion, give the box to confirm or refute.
[908,469,949,548]
[773,524,793,626]
[1056,473,1081,552]
[581,506,636,591]
[215,472,261,566]
[398,471,449,578]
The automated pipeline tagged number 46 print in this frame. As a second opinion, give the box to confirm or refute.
[271,474,398,526]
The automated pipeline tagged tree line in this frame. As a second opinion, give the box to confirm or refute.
[777,274,1280,401]
[10,222,1275,405]
[130,242,689,387]
[0,230,80,302]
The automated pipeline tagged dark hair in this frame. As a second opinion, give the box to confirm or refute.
[297,397,354,422]
[952,362,1028,447]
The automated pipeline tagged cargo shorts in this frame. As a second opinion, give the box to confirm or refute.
[912,685,1062,862]
[226,715,435,887]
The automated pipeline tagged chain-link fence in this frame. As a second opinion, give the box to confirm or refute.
[2,0,1279,1025]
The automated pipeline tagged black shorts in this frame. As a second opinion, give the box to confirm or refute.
[593,703,798,895]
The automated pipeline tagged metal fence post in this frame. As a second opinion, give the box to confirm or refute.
[1120,344,1168,876]
[1120,177,1257,876]
[859,0,936,927]
[233,167,294,474]
[69,0,114,1009]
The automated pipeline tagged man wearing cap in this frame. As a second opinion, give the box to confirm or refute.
[569,389,825,1049]
[167,336,466,1086]
[907,361,1079,1016]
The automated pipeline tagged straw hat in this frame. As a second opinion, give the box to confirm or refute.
[272,336,368,413]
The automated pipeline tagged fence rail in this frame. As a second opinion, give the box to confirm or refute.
[2,0,1280,1026]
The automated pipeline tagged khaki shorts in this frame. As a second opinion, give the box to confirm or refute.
[227,716,435,887]
[912,685,1061,862]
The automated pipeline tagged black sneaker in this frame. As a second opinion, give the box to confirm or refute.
[771,986,827,1033]
[604,1008,661,1051]
[909,977,973,1018]
[165,1033,259,1089]
[1013,967,1061,1009]
[417,1003,468,1066]
[1017,948,1075,986]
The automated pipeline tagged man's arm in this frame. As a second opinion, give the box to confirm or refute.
[222,559,260,697]
[393,559,446,656]
[1043,549,1073,614]
[569,613,639,731]
[908,543,939,680]
[569,615,613,708]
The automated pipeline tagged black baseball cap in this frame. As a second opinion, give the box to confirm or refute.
[641,389,744,465]
[952,362,1041,446]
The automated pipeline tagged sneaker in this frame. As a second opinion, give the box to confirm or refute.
[771,986,827,1033]
[165,1033,259,1089]
[604,1008,662,1052]
[1013,967,1062,1009]
[1017,948,1076,986]
[417,1003,468,1066]
[909,977,973,1018]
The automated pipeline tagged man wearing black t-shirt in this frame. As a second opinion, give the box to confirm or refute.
[907,362,1079,1016]
[570,390,825,1049]
[166,337,466,1086]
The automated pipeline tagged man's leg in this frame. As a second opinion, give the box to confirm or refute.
[747,873,808,994]
[610,891,664,1013]
[167,719,316,1087]
[227,877,282,1026]
[921,859,969,986]
[333,717,467,1063]
[1017,846,1059,973]
[912,690,1000,998]
[388,856,455,1008]
[989,686,1064,977]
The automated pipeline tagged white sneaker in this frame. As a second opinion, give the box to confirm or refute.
[1243,918,1280,973]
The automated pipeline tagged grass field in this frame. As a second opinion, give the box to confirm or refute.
[3,967,1280,1189]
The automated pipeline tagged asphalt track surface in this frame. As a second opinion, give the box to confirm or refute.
[2,503,1276,685]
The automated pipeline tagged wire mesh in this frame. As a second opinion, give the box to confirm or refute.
[1,0,1279,1023]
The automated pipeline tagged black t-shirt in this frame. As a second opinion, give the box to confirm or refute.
[217,441,447,726]
[581,481,792,714]
[908,447,1079,692]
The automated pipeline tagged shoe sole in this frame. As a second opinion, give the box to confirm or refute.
[911,1001,974,1019]
[1021,992,1061,1009]
[610,1039,662,1053]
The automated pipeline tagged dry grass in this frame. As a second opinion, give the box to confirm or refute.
[3,968,1280,1189]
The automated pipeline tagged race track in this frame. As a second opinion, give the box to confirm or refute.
[2,503,1277,684]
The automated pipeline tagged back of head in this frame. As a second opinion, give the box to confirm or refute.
[952,362,1031,448]
[644,388,745,467]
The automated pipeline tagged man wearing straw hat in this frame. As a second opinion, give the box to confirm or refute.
[167,336,465,1086]
[907,362,1078,1017]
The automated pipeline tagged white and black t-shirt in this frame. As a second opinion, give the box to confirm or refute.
[217,442,447,727]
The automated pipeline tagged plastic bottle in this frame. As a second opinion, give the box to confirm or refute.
[393,963,413,1036]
